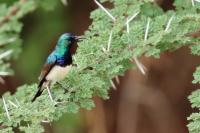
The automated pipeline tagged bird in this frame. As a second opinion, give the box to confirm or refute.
[32,33,81,102]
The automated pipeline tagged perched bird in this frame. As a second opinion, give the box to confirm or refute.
[32,33,80,102]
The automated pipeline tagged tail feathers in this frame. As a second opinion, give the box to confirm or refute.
[32,79,46,102]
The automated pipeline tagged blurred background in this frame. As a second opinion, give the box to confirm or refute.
[0,0,199,133]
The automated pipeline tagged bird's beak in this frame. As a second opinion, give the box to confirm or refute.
[75,36,84,40]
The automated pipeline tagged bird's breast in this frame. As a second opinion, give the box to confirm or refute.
[46,65,72,82]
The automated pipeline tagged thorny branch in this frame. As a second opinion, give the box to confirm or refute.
[0,0,27,27]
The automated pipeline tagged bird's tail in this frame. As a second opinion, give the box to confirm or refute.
[31,81,45,102]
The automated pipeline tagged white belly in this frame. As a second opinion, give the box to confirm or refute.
[46,65,71,82]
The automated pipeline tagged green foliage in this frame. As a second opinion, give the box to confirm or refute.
[1,0,200,132]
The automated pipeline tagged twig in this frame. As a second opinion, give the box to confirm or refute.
[165,15,175,32]
[144,18,151,41]
[94,0,116,21]
[2,97,11,121]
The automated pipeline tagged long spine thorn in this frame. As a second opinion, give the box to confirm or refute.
[144,18,150,41]
[165,15,175,32]
[115,76,120,84]
[192,0,195,6]
[133,57,146,75]
[107,31,113,52]
[110,80,117,90]
[8,100,18,108]
[94,0,116,21]
[2,97,11,121]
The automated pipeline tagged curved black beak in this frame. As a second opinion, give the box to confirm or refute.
[75,35,84,40]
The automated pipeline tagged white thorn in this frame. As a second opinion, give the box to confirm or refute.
[61,0,68,6]
[126,11,140,24]
[133,57,146,75]
[107,31,113,52]
[2,97,11,121]
[42,120,50,123]
[0,37,17,46]
[0,72,11,76]
[192,0,195,6]
[0,77,5,84]
[0,50,13,60]
[110,80,117,90]
[47,86,55,103]
[126,12,140,33]
[102,46,107,53]
[126,19,130,33]
[115,76,120,84]
[8,100,18,108]
[144,18,151,41]
[14,97,20,107]
[94,0,116,21]
[165,15,175,32]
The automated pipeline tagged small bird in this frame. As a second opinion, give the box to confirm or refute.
[32,33,81,102]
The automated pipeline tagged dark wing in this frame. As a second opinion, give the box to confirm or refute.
[32,54,57,102]
[38,53,57,88]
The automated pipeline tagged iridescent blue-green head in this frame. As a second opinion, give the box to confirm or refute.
[55,33,80,55]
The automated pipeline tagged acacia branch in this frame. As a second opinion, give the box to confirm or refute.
[0,0,27,27]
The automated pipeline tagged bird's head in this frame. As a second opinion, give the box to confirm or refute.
[55,33,82,55]
[57,33,81,47]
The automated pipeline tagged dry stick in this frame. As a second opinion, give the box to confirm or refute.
[94,0,116,22]
[165,15,175,32]
[2,97,11,121]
